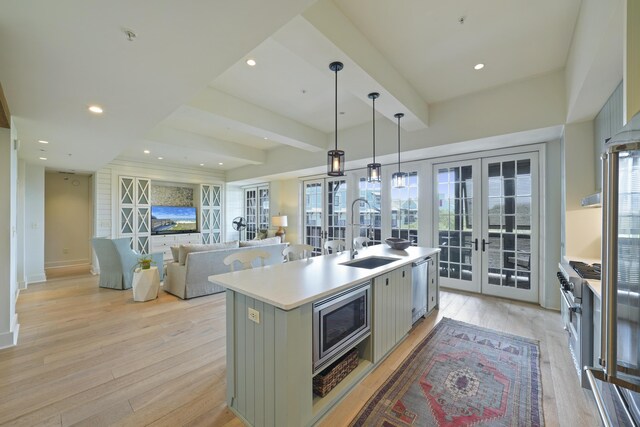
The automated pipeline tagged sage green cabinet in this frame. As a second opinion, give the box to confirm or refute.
[373,265,412,362]
[427,255,439,313]
[595,81,624,190]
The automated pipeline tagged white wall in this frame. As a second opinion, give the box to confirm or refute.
[269,179,301,244]
[45,172,92,269]
[563,121,602,259]
[225,184,244,241]
[24,163,46,284]
[543,140,563,309]
[16,159,26,289]
[0,126,18,348]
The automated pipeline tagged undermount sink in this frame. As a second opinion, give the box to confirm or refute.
[340,256,399,269]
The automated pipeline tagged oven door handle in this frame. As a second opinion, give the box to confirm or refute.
[560,289,581,314]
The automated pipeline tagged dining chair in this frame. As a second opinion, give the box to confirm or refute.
[353,236,371,251]
[224,250,271,272]
[283,244,314,262]
[323,239,346,255]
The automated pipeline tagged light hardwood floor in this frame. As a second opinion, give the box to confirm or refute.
[1,274,598,426]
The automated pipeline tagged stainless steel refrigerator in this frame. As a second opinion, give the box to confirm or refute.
[586,124,640,426]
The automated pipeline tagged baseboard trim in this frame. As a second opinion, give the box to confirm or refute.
[45,259,91,269]
[18,280,27,290]
[27,273,47,284]
[0,314,19,349]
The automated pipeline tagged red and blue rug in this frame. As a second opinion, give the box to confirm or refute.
[350,318,543,426]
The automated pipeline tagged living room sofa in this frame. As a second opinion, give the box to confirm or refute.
[163,239,287,299]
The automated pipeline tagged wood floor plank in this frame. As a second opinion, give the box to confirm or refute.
[0,275,599,426]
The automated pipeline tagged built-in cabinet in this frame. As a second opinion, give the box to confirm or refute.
[373,265,412,362]
[150,233,201,261]
[118,176,223,257]
[199,184,222,244]
[595,81,624,190]
[428,256,439,312]
[118,176,151,254]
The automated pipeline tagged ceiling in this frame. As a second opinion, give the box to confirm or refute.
[0,0,583,176]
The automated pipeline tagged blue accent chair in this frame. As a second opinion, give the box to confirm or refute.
[92,237,164,290]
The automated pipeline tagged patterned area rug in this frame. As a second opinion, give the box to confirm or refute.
[350,318,543,426]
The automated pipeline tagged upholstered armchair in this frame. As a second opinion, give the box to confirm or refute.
[92,238,164,290]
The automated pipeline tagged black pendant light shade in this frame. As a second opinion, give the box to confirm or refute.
[328,61,345,177]
[367,92,381,182]
[392,112,408,188]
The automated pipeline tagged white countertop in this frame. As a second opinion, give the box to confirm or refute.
[587,279,602,299]
[208,245,439,310]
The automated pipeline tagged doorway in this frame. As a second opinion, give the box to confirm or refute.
[434,152,539,302]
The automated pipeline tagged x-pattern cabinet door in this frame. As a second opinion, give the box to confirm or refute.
[118,176,151,254]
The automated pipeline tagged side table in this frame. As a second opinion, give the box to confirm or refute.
[132,266,160,302]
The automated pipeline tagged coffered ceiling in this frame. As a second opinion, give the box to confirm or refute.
[0,0,584,175]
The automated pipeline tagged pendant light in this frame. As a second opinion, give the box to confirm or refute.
[367,92,381,182]
[327,61,345,176]
[392,113,408,188]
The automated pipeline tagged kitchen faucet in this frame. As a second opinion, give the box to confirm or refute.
[350,197,377,259]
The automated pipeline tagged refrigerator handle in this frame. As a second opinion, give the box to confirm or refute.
[600,152,608,370]
[604,151,619,380]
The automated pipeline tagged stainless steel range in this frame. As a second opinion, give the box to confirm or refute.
[558,259,597,388]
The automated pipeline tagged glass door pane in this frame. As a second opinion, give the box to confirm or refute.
[481,153,538,302]
[304,180,324,256]
[327,179,347,242]
[358,178,382,244]
[616,149,640,375]
[244,189,257,241]
[391,171,419,244]
[434,160,480,293]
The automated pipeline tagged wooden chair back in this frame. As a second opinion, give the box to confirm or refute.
[323,239,345,255]
[283,244,314,262]
[224,250,271,272]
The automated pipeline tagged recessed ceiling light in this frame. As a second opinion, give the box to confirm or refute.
[157,156,163,160]
[218,162,223,165]
[39,157,47,160]
[199,163,204,166]
[474,63,485,70]
[38,140,48,144]
[143,150,150,154]
[263,137,268,140]
[246,59,256,67]
[88,105,103,114]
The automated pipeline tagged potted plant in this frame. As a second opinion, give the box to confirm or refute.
[136,255,154,271]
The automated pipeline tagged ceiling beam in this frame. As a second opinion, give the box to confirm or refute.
[146,125,266,164]
[292,0,429,131]
[188,88,327,152]
[0,82,9,129]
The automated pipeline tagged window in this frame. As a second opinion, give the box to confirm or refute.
[358,178,382,244]
[391,171,418,244]
[244,185,269,240]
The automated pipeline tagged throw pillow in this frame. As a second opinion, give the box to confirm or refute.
[170,246,180,263]
[239,236,281,247]
[178,241,240,265]
[256,229,268,240]
[266,229,277,238]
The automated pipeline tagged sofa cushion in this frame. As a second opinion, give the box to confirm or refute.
[170,246,180,262]
[179,241,240,265]
[240,236,281,247]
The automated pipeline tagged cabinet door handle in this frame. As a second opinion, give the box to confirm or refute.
[482,239,487,252]
[385,278,389,286]
[474,238,478,251]
[402,271,405,278]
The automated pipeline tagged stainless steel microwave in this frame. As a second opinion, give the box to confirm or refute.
[312,282,371,373]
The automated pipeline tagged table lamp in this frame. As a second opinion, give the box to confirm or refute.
[272,215,288,241]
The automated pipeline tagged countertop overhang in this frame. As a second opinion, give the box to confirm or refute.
[208,245,439,310]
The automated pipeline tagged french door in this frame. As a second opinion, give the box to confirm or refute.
[434,152,539,302]
[303,177,347,256]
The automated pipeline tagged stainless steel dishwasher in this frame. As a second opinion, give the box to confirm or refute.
[411,257,429,324]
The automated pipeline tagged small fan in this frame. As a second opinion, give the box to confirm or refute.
[232,216,247,240]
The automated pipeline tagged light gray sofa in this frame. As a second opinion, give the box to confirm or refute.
[164,241,288,299]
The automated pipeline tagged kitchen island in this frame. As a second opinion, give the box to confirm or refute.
[208,245,439,427]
